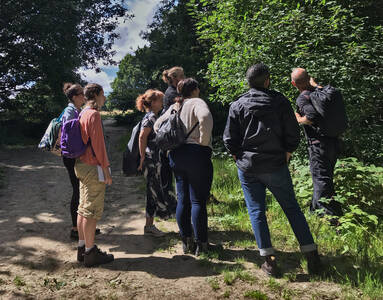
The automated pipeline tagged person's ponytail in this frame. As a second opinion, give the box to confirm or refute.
[176,78,199,100]
[63,82,83,102]
[162,70,171,84]
[136,89,164,112]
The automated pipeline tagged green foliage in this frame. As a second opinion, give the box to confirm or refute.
[109,0,212,112]
[191,0,383,164]
[108,55,149,111]
[210,155,383,297]
[334,158,383,216]
[43,278,66,291]
[206,277,220,291]
[337,204,380,265]
[13,276,25,287]
[1,0,131,121]
[243,290,268,300]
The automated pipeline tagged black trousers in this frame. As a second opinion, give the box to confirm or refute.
[62,156,80,227]
[160,151,176,211]
[308,137,343,216]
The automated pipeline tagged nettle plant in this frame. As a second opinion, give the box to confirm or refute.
[334,157,383,216]
[290,156,382,263]
[333,158,383,264]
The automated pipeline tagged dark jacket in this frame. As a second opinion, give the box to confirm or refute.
[163,85,178,111]
[295,90,321,140]
[223,88,300,174]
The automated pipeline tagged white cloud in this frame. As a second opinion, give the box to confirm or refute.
[112,0,160,61]
[80,0,160,92]
[80,68,114,94]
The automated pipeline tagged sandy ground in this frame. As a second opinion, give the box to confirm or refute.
[0,120,347,299]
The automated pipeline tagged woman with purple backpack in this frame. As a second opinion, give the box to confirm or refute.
[74,83,114,267]
[61,83,100,240]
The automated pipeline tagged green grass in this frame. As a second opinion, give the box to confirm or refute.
[13,276,26,287]
[243,290,268,299]
[267,278,281,292]
[209,157,383,299]
[221,266,256,285]
[43,278,67,291]
[222,289,231,298]
[206,277,220,291]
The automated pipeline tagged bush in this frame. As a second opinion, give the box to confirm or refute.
[191,0,383,164]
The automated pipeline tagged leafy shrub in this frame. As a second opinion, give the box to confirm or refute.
[334,157,383,216]
[191,0,383,164]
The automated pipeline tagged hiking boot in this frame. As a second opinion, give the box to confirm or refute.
[84,245,114,267]
[305,250,322,275]
[182,237,196,254]
[144,225,165,237]
[261,255,279,277]
[195,242,223,257]
[77,245,85,262]
[70,228,101,240]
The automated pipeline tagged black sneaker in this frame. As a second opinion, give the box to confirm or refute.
[305,250,322,275]
[70,228,101,240]
[77,245,85,262]
[195,242,223,256]
[261,255,279,277]
[182,237,196,254]
[84,245,114,267]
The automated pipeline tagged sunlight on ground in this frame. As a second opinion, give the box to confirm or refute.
[100,109,132,118]
[36,213,63,223]
[17,217,34,224]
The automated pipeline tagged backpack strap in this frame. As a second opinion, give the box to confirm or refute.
[185,122,199,139]
[175,102,199,140]
[57,109,66,122]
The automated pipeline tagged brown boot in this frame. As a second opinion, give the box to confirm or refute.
[261,255,278,277]
[305,250,322,275]
[84,245,114,267]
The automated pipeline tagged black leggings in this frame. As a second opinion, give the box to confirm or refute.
[62,157,80,227]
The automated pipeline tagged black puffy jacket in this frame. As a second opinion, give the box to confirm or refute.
[223,88,300,174]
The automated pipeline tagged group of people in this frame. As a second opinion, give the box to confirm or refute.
[59,63,343,275]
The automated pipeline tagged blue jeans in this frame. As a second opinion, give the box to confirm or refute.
[238,164,316,256]
[169,144,213,243]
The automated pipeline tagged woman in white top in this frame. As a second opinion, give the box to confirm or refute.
[154,78,213,256]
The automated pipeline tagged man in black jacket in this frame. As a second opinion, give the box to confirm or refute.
[223,63,321,276]
[291,68,342,218]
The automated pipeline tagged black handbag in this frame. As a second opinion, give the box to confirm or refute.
[122,121,142,176]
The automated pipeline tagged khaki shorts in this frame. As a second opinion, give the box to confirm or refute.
[74,160,106,220]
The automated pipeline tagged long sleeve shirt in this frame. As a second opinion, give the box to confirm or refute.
[296,90,322,140]
[223,88,300,174]
[154,97,213,148]
[79,108,110,168]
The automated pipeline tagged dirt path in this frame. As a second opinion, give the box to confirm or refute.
[0,120,345,299]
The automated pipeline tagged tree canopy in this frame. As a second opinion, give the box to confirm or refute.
[0,0,131,119]
[108,0,211,111]
[189,0,383,163]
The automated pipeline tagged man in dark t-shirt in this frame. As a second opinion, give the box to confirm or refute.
[291,68,342,218]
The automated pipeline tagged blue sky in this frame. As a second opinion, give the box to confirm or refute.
[80,0,161,94]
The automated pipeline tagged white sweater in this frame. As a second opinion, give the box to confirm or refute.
[154,97,213,148]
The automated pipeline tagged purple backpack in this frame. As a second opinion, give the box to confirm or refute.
[60,108,89,158]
